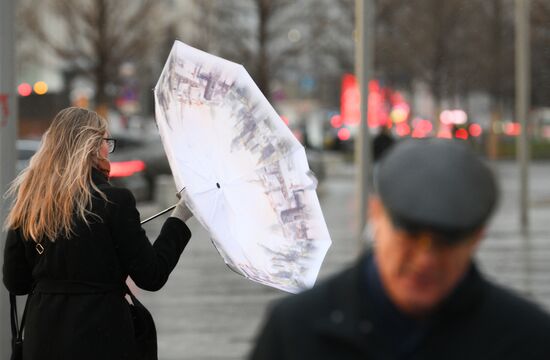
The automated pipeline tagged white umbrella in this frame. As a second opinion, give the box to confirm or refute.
[154,40,331,293]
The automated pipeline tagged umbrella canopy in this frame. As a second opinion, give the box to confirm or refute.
[154,40,331,293]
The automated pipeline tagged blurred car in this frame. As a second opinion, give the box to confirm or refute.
[17,133,324,202]
[109,132,171,202]
[16,138,154,202]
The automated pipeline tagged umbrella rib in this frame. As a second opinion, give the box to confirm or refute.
[204,186,256,272]
[179,160,211,183]
[192,187,217,197]
[153,41,332,293]
[211,107,224,186]
[208,191,222,225]
[220,194,258,272]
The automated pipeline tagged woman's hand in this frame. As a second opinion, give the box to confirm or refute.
[170,197,193,222]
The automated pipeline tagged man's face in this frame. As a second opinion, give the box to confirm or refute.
[369,197,481,317]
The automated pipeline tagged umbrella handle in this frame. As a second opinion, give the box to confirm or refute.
[140,204,177,225]
[141,188,186,225]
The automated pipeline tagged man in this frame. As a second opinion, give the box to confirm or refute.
[250,139,550,359]
[372,126,395,162]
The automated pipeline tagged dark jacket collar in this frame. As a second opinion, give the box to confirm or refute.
[313,254,376,352]
[431,262,485,323]
[313,250,486,353]
[91,167,110,187]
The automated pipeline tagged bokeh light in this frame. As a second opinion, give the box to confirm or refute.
[395,123,411,137]
[469,123,483,137]
[337,128,351,141]
[440,109,468,125]
[280,115,289,126]
[390,103,410,123]
[455,128,469,140]
[504,122,521,136]
[33,81,48,95]
[412,119,433,138]
[288,29,301,42]
[18,83,32,97]
[330,114,343,128]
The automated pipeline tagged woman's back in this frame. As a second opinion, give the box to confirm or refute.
[5,169,191,359]
[3,108,193,360]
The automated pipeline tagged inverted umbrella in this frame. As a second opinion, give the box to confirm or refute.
[154,40,331,293]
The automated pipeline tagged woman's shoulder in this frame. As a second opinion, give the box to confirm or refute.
[95,183,137,206]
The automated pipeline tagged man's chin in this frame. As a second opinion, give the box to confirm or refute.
[395,286,444,316]
[395,296,439,316]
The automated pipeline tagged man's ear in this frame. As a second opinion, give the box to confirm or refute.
[470,228,485,249]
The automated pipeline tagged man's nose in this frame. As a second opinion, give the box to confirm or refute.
[412,234,440,268]
[417,234,434,251]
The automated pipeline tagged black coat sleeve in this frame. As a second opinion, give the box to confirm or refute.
[249,305,286,360]
[3,229,34,295]
[107,187,191,291]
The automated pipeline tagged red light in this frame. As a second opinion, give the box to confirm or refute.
[281,115,289,126]
[18,83,32,97]
[340,74,410,129]
[337,128,351,141]
[504,122,521,136]
[412,119,432,138]
[341,74,360,126]
[368,80,380,93]
[368,84,384,128]
[110,160,146,178]
[469,123,482,137]
[437,123,453,138]
[390,91,405,105]
[455,128,469,140]
[395,123,411,137]
[330,114,343,128]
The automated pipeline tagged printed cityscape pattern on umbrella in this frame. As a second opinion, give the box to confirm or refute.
[154,41,331,293]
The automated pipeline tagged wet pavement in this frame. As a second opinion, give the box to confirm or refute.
[137,153,550,360]
[476,161,550,306]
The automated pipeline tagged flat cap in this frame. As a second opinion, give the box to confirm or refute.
[376,138,498,240]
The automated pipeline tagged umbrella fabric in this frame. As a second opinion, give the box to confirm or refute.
[154,40,331,293]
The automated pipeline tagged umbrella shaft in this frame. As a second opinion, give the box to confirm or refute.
[140,204,177,224]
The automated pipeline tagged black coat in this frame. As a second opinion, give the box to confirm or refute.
[250,253,550,360]
[3,169,191,360]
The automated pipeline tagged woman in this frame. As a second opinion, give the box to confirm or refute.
[3,107,192,359]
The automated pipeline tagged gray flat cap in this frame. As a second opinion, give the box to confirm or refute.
[376,139,498,240]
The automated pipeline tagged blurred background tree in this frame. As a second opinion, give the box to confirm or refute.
[18,0,168,115]
[531,0,550,107]
[13,0,550,157]
[189,0,331,101]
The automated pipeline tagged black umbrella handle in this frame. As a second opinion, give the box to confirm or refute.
[140,204,177,225]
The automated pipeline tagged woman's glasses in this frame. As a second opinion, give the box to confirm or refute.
[103,138,116,153]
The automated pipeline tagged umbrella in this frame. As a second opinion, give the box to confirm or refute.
[153,40,331,293]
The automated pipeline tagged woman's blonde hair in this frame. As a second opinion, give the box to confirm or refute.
[4,107,109,242]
